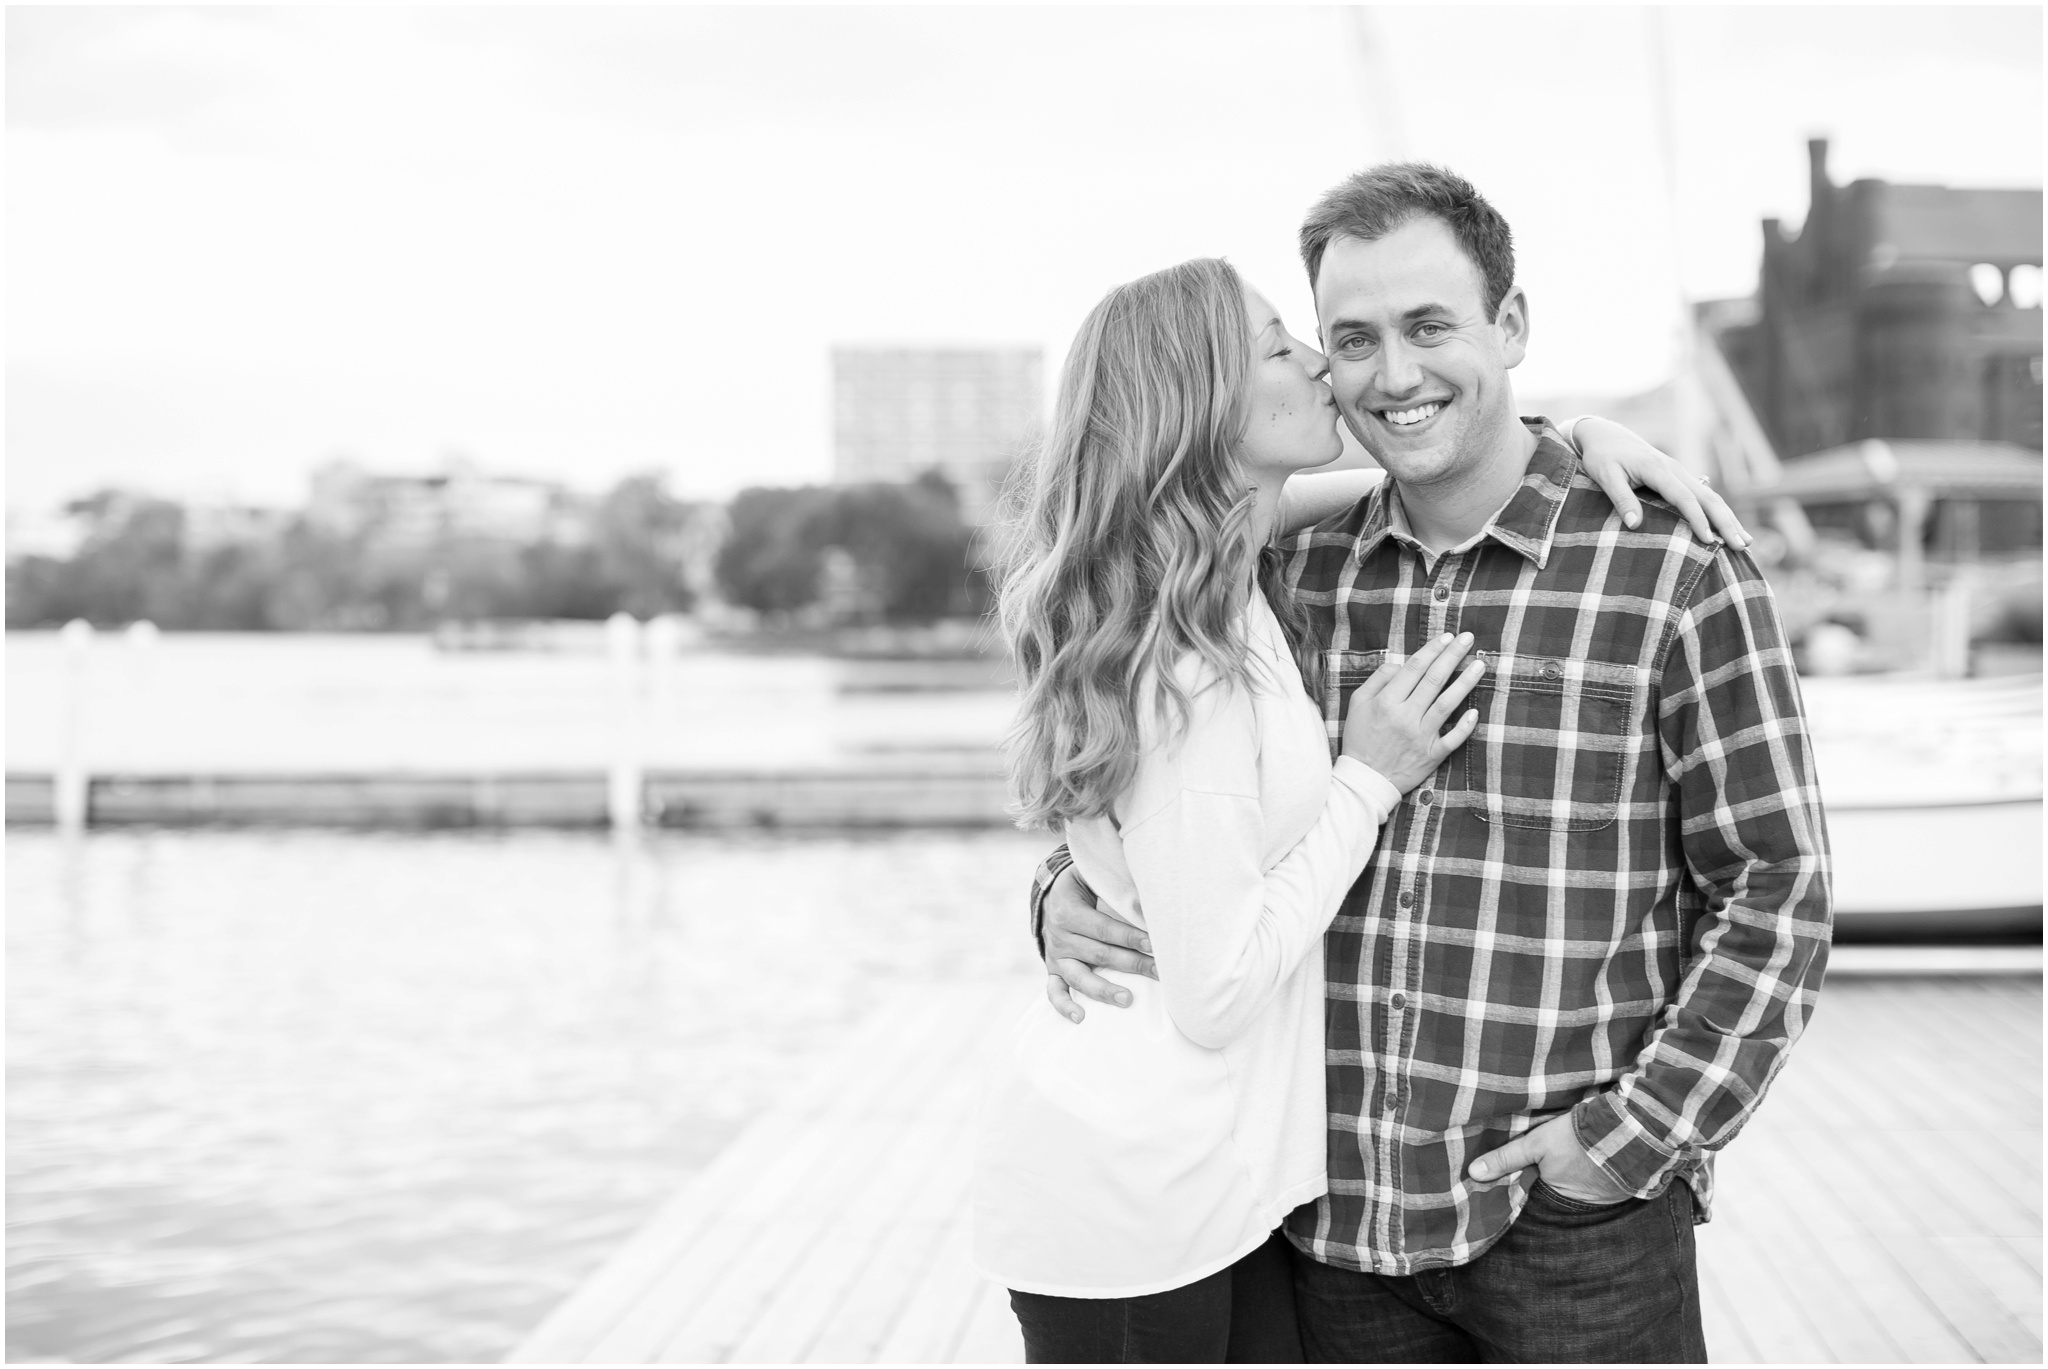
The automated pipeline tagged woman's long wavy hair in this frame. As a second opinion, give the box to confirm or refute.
[999,257,1323,831]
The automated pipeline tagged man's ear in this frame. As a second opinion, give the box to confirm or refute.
[1496,285,1530,369]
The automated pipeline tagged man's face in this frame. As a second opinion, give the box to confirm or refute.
[1313,215,1528,488]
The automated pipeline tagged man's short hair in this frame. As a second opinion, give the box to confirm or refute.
[1299,163,1516,320]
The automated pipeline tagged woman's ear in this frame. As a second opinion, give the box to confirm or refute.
[1496,286,1530,369]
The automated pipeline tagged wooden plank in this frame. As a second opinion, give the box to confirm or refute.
[1864,1008,2023,1132]
[1879,1231,2043,1363]
[1753,1122,1985,1360]
[1984,1127,2047,1180]
[1740,1129,1868,1239]
[6,766,1020,830]
[622,999,987,1363]
[725,1003,1014,1363]
[656,1120,938,1362]
[1717,1139,1901,1362]
[511,993,958,1361]
[874,1213,987,1364]
[1755,1099,1993,1362]
[1917,982,2043,1076]
[1765,1052,1872,1133]
[1696,1255,1761,1364]
[1940,1236,2044,1342]
[1772,1123,1930,1239]
[1886,1129,2039,1238]
[802,1128,982,1363]
[1836,1128,1985,1238]
[5,773,55,824]
[1695,1206,1835,1361]
[725,1113,967,1362]
[1807,1232,1982,1363]
[1933,1127,2043,1221]
[951,1279,1025,1364]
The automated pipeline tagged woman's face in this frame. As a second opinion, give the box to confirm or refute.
[1234,284,1344,477]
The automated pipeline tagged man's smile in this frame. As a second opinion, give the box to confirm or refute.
[1372,399,1450,430]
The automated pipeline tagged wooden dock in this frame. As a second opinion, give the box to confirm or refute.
[4,765,1012,831]
[515,963,2040,1364]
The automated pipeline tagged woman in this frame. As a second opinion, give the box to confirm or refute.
[972,258,1741,1363]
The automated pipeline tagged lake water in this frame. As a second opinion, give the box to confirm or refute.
[6,631,1016,774]
[6,828,1046,1363]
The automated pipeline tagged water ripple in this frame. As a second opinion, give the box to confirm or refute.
[7,828,1046,1363]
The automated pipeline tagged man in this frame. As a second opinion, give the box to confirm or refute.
[1035,163,1831,1362]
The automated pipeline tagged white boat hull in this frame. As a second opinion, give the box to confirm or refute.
[1804,673,2041,936]
[1827,797,2041,934]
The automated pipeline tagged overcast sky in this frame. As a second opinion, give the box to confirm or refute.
[7,5,2041,511]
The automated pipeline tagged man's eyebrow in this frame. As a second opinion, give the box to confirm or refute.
[1400,302,1455,323]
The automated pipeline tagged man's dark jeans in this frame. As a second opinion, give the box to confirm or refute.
[1292,1181,1707,1363]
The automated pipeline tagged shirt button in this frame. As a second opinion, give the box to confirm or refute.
[1391,992,1408,1010]
[1542,660,1564,681]
[1418,790,1435,805]
[1398,891,1415,908]
[1433,585,1451,602]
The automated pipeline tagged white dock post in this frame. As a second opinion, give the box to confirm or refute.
[55,618,94,834]
[607,612,644,833]
[1933,573,1974,678]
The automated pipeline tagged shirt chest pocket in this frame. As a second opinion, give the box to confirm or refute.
[1318,648,1392,759]
[1460,656,1646,833]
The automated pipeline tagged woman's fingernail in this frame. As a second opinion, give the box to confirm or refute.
[1116,993,1131,1007]
[1138,936,1152,953]
[1626,513,1640,528]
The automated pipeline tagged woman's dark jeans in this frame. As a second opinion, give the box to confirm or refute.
[1009,1229,1304,1363]
[1292,1181,1708,1363]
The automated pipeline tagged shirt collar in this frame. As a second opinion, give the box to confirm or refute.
[1352,418,1579,571]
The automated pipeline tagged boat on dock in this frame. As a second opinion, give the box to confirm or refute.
[1805,672,2041,936]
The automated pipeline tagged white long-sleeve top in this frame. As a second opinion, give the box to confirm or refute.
[973,593,1401,1297]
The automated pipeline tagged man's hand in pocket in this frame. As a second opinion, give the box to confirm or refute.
[1468,1114,1633,1204]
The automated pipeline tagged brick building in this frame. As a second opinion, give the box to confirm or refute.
[1713,139,2042,457]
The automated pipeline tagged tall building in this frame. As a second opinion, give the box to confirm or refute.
[1712,139,2042,457]
[831,346,1043,522]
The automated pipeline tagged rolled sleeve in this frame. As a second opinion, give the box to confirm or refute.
[1028,844,1076,959]
[1574,546,1833,1196]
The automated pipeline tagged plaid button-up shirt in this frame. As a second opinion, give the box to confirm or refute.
[1032,421,1831,1276]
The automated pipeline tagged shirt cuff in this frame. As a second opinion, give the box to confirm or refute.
[1331,755,1404,822]
[1570,1088,1689,1197]
[1029,845,1076,959]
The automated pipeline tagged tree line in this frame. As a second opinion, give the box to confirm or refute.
[7,470,993,631]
